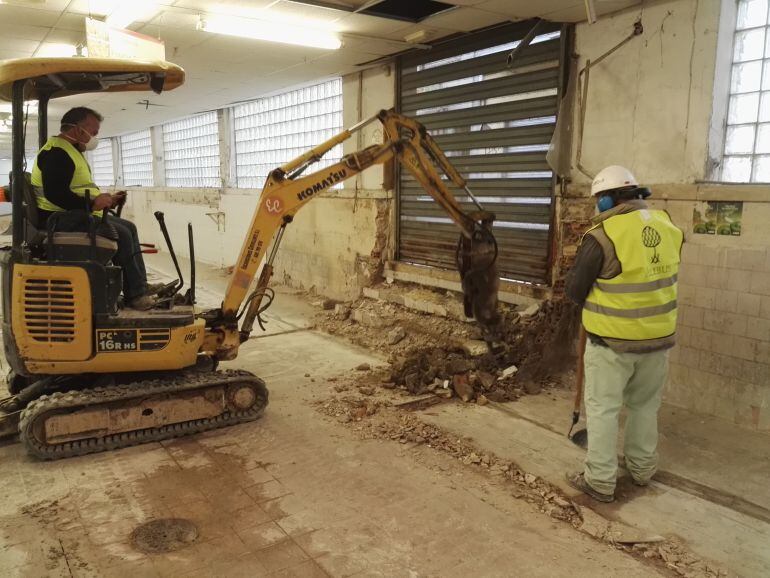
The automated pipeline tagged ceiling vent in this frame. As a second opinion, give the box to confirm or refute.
[288,0,456,23]
[358,0,456,23]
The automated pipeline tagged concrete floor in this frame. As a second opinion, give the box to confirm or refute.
[0,256,667,577]
[421,389,770,577]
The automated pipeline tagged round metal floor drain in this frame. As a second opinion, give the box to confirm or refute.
[130,518,199,553]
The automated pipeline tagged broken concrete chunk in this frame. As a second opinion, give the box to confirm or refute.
[334,304,351,320]
[521,303,540,317]
[524,473,537,485]
[435,388,453,399]
[387,326,407,345]
[461,339,489,357]
[355,363,372,371]
[351,309,388,328]
[500,365,518,379]
[452,374,475,403]
[476,394,489,406]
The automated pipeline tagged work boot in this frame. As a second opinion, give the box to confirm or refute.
[128,294,157,311]
[565,472,614,503]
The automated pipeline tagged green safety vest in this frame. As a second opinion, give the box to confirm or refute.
[31,136,102,216]
[582,209,683,342]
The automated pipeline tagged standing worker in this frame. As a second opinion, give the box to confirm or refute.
[565,165,683,503]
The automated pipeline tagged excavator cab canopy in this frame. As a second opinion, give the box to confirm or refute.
[0,57,184,101]
[0,57,185,251]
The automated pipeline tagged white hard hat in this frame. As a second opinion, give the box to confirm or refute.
[591,165,638,196]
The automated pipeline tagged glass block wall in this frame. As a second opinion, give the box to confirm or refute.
[722,0,770,181]
[162,111,221,187]
[120,130,153,187]
[232,78,343,189]
[88,138,115,187]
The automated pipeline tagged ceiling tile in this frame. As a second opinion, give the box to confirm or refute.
[0,38,40,52]
[334,13,412,36]
[385,23,456,44]
[0,23,49,42]
[422,7,509,32]
[0,49,33,60]
[0,5,62,27]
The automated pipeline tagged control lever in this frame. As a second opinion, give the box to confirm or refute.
[153,211,184,299]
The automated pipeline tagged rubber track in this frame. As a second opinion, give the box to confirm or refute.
[19,369,268,460]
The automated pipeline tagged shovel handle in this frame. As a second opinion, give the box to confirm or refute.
[574,326,587,413]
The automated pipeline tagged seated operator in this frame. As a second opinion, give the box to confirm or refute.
[31,106,161,310]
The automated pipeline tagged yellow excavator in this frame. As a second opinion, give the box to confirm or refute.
[0,58,499,459]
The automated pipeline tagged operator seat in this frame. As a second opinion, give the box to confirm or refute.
[20,171,45,247]
[19,171,118,264]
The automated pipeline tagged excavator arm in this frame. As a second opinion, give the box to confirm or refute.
[203,110,499,360]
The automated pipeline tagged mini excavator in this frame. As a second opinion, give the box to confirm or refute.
[0,58,499,459]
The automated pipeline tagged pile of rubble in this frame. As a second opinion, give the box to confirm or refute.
[387,347,525,402]
[385,297,580,402]
[316,283,582,404]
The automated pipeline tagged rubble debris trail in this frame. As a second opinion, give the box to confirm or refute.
[314,395,728,578]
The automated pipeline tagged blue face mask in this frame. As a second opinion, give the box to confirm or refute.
[597,195,614,213]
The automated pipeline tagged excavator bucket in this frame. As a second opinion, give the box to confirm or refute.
[456,213,500,338]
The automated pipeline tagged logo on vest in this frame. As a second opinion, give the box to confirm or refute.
[642,225,662,264]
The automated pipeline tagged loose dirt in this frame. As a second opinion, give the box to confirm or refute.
[315,286,581,403]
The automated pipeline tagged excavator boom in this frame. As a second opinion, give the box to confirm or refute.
[205,110,500,361]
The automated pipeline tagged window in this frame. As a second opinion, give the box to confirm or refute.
[162,111,220,187]
[232,78,343,189]
[120,130,153,187]
[722,0,770,181]
[88,138,115,187]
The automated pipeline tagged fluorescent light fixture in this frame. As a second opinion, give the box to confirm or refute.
[198,14,342,50]
[104,0,157,29]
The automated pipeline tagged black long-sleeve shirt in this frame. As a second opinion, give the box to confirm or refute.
[565,235,604,306]
[37,146,90,211]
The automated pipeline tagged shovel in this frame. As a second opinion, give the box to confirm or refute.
[568,326,588,448]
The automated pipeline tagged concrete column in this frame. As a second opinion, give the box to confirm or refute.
[707,0,737,180]
[218,108,236,189]
[150,125,165,187]
[112,136,123,187]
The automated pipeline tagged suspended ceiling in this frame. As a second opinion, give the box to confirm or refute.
[0,0,642,158]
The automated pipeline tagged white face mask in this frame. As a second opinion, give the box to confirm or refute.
[79,127,100,151]
[64,123,99,151]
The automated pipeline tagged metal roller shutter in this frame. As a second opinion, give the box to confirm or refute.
[397,21,564,284]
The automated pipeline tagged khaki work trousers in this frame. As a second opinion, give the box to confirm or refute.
[583,341,669,495]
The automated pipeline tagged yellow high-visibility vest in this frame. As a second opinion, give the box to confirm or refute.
[31,136,102,216]
[582,209,683,342]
